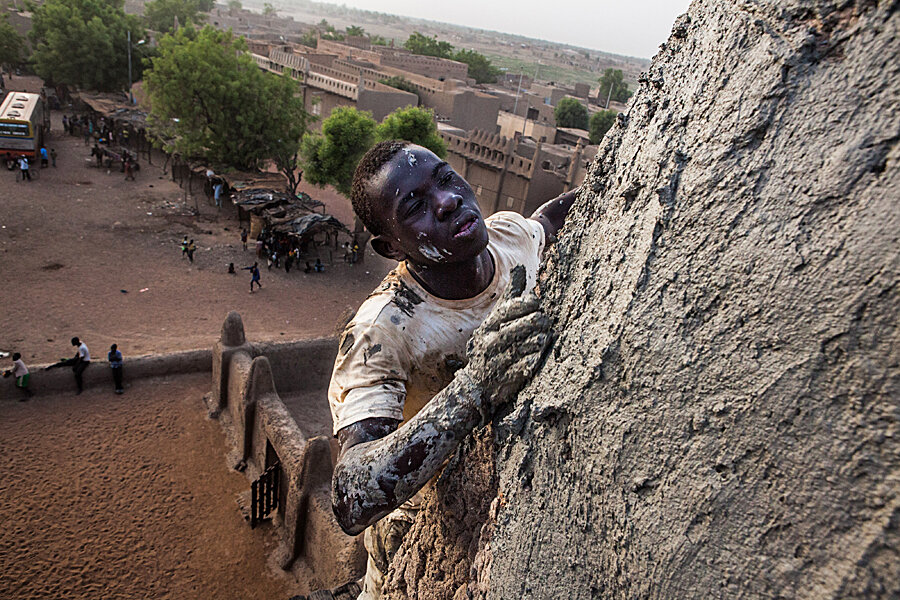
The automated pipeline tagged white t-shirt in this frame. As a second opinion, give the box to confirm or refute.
[328,211,545,435]
[13,359,28,377]
[78,342,91,362]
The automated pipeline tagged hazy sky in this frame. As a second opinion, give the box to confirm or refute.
[313,0,693,58]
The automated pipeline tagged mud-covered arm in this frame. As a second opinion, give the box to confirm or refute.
[530,187,579,241]
[332,372,485,535]
[332,266,551,535]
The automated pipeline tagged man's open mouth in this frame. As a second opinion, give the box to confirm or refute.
[453,214,479,238]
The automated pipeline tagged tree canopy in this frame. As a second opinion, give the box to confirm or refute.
[589,109,616,144]
[262,2,276,17]
[30,0,146,91]
[0,15,25,71]
[300,105,446,197]
[143,26,311,173]
[345,25,365,37]
[598,68,632,104]
[375,106,446,158]
[453,49,500,84]
[144,0,207,34]
[554,97,589,130]
[300,106,377,197]
[403,32,453,59]
[379,76,420,102]
[402,32,500,84]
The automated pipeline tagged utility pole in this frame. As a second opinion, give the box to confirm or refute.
[127,30,133,104]
[512,69,524,116]
[520,62,542,138]
[605,80,613,109]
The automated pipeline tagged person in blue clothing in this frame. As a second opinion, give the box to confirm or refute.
[243,262,262,292]
[39,146,48,168]
[108,344,124,394]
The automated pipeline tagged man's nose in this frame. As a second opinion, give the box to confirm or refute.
[434,191,462,221]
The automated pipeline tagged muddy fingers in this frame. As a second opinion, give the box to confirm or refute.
[478,294,542,333]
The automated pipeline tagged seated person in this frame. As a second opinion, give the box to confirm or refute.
[329,140,576,599]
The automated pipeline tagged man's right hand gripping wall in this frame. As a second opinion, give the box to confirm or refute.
[328,141,576,598]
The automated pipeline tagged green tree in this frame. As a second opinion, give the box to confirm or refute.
[403,32,453,59]
[300,106,376,196]
[144,0,205,34]
[379,75,419,103]
[226,0,241,12]
[0,15,25,72]
[299,29,318,48]
[375,106,446,158]
[262,2,276,17]
[369,34,389,46]
[588,109,616,144]
[144,26,311,174]
[195,0,214,11]
[554,97,589,129]
[453,49,500,84]
[30,0,146,91]
[598,68,631,104]
[345,25,365,37]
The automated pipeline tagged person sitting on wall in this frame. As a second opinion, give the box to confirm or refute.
[328,140,577,599]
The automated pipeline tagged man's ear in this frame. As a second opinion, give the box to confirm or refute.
[371,236,407,261]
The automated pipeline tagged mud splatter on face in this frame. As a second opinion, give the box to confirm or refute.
[403,148,418,167]
[419,243,446,262]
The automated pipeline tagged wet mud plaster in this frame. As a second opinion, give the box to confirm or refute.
[382,1,900,598]
[391,280,424,318]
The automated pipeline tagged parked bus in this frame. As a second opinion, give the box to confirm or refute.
[0,91,46,163]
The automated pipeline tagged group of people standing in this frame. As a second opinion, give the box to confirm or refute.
[4,337,125,400]
[63,113,133,148]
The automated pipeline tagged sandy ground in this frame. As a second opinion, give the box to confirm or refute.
[0,373,300,599]
[0,75,394,365]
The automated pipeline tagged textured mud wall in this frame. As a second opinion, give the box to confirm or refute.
[385,1,900,598]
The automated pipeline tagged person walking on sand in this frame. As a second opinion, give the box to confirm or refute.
[3,352,33,400]
[18,155,31,181]
[108,344,124,394]
[181,236,189,259]
[40,146,49,168]
[243,262,262,292]
[50,148,57,168]
[240,228,248,251]
[187,239,196,264]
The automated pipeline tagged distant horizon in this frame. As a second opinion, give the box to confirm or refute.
[270,0,692,59]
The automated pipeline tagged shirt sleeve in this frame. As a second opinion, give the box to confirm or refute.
[328,319,410,435]
[485,211,546,258]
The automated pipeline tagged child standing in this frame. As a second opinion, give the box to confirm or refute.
[4,353,33,400]
[108,344,124,394]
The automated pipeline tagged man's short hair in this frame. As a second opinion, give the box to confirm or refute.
[351,140,410,237]
[71,337,79,346]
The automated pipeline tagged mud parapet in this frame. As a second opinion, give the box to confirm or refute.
[209,311,365,589]
[0,349,212,400]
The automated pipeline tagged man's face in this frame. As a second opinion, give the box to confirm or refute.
[367,145,488,266]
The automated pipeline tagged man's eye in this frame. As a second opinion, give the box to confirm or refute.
[439,172,453,185]
[404,197,424,218]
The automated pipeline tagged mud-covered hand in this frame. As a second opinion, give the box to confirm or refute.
[463,265,551,420]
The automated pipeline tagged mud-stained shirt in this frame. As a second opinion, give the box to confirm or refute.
[329,211,546,435]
